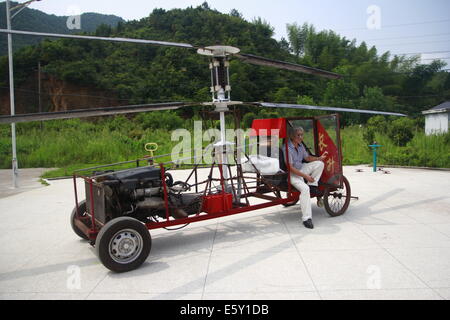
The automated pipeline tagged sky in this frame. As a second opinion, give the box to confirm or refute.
[19,0,450,65]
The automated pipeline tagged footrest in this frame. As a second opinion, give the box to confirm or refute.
[309,185,324,197]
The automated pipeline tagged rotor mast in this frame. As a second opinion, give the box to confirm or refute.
[198,46,241,192]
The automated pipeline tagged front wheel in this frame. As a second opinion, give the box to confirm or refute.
[323,175,351,217]
[95,217,151,273]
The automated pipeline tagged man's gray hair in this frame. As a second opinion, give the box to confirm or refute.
[288,126,304,139]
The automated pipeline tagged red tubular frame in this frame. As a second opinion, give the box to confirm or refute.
[71,115,341,240]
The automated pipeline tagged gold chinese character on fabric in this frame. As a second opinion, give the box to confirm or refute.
[318,133,328,152]
[316,120,341,183]
[326,157,336,172]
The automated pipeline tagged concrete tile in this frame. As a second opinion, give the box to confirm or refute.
[301,249,427,291]
[427,224,450,238]
[0,167,449,299]
[405,210,450,225]
[203,291,321,300]
[0,253,40,273]
[92,252,211,296]
[434,288,450,300]
[320,288,443,300]
[0,293,37,300]
[287,220,381,252]
[150,224,217,257]
[347,205,420,226]
[386,247,450,288]
[87,292,202,300]
[204,250,315,293]
[0,251,105,294]
[32,293,90,300]
[359,224,450,249]
[212,216,293,253]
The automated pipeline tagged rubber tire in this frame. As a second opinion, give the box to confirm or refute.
[95,217,151,273]
[70,200,89,241]
[323,175,351,217]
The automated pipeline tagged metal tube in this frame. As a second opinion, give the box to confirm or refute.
[219,111,229,184]
[6,0,18,188]
[73,174,79,218]
[160,164,170,221]
[10,4,27,19]
[88,179,96,234]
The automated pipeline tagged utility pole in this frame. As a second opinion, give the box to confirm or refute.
[6,0,18,188]
[5,0,43,188]
[38,60,43,130]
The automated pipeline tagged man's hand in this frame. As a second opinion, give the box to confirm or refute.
[319,151,328,162]
[305,175,315,183]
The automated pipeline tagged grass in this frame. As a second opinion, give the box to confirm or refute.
[1,118,449,179]
[38,178,50,186]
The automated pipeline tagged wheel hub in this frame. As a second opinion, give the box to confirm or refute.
[109,229,143,264]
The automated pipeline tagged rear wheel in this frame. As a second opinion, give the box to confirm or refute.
[275,190,299,207]
[70,200,89,240]
[282,198,299,207]
[323,175,351,217]
[95,217,151,273]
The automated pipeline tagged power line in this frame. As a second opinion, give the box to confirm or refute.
[373,40,450,47]
[0,86,133,101]
[336,18,450,31]
[363,32,450,42]
[421,57,450,61]
[396,50,450,55]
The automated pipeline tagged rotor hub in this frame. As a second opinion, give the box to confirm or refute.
[197,45,240,57]
[197,46,240,103]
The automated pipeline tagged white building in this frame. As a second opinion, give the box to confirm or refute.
[422,101,450,135]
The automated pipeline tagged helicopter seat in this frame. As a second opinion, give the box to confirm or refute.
[257,147,290,190]
[259,146,322,197]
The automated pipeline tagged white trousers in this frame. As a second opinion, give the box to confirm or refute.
[289,161,324,221]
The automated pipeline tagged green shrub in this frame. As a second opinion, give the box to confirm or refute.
[135,111,183,130]
[367,115,388,133]
[388,117,415,146]
[362,128,375,147]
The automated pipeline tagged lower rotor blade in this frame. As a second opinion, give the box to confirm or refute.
[0,29,195,49]
[0,102,194,124]
[252,102,407,117]
[235,53,342,80]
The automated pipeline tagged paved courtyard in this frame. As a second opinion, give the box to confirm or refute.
[0,165,449,300]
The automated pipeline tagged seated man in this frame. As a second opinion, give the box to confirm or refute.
[283,126,327,229]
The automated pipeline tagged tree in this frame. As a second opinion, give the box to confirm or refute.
[229,9,242,18]
[286,22,308,57]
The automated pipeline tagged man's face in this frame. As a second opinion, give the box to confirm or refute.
[293,130,304,144]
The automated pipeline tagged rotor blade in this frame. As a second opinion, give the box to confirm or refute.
[0,29,195,49]
[235,53,342,80]
[252,102,407,117]
[0,102,195,124]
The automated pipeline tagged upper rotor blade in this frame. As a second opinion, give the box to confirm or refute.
[0,102,194,124]
[235,53,342,80]
[0,29,195,49]
[252,102,407,117]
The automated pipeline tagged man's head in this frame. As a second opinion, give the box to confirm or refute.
[289,127,304,144]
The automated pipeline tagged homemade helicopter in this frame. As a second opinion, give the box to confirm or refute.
[0,28,407,272]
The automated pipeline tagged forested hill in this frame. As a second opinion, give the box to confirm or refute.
[0,2,449,124]
[0,1,125,55]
